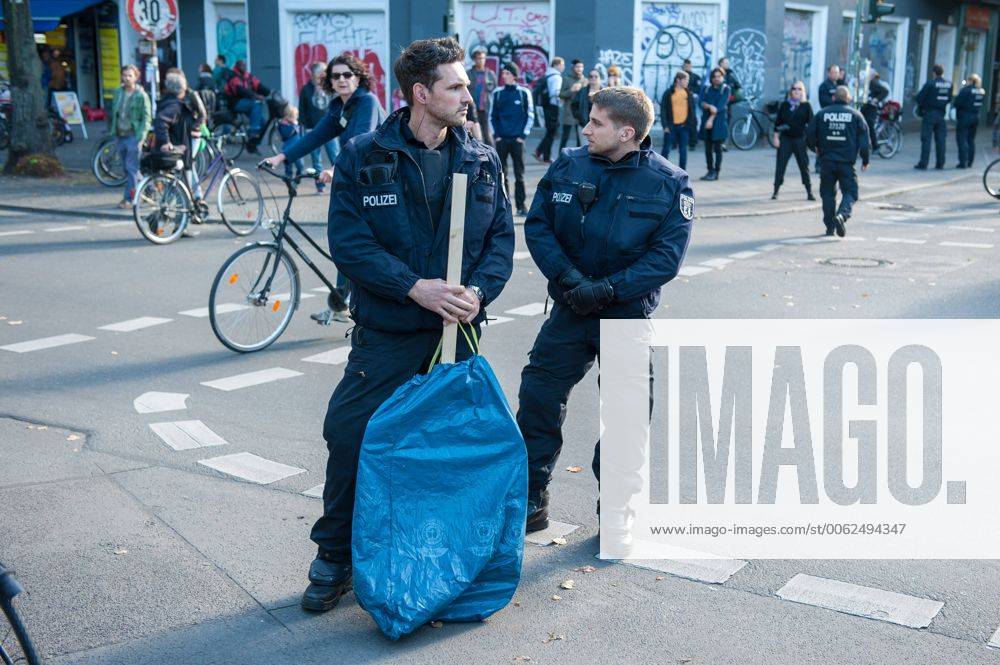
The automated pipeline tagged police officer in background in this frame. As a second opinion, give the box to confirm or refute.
[807,85,870,238]
[954,73,985,169]
[517,87,693,531]
[301,37,514,612]
[914,64,953,170]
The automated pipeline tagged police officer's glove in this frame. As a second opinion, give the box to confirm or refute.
[565,279,614,316]
[557,267,586,291]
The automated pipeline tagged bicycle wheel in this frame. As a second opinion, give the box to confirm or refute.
[133,173,192,244]
[209,243,300,352]
[763,118,778,148]
[221,129,246,160]
[266,123,282,156]
[217,169,265,236]
[1,567,42,665]
[730,115,758,150]
[92,137,127,187]
[984,159,1000,200]
[876,122,901,159]
[193,144,212,184]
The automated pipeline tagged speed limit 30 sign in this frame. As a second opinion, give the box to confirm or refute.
[127,0,178,41]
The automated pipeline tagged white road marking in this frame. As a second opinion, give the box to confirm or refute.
[303,483,324,498]
[486,315,514,325]
[989,626,1000,649]
[149,420,228,451]
[1,333,95,353]
[729,250,760,260]
[505,302,547,317]
[700,258,733,269]
[44,225,86,233]
[776,573,943,629]
[179,303,249,318]
[616,557,748,585]
[513,251,533,260]
[525,520,580,545]
[756,243,783,251]
[867,220,934,228]
[134,391,189,414]
[841,236,867,242]
[940,241,994,249]
[947,225,993,233]
[98,221,134,228]
[302,347,351,365]
[0,230,33,237]
[201,367,303,391]
[99,316,173,332]
[782,237,832,245]
[198,452,306,484]
[311,286,330,293]
[876,237,926,245]
[677,266,713,277]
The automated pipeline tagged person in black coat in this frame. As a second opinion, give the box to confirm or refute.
[954,74,985,168]
[772,81,814,200]
[861,71,889,151]
[660,70,697,170]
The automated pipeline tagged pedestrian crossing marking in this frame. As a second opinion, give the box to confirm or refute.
[486,315,515,325]
[729,250,760,260]
[700,258,733,269]
[44,225,86,233]
[99,316,173,332]
[947,225,993,233]
[505,302,547,317]
[301,347,351,365]
[134,391,189,413]
[756,244,783,251]
[0,230,33,237]
[98,221,134,228]
[612,556,747,585]
[198,452,306,484]
[201,367,304,391]
[150,420,228,451]
[303,483,324,498]
[940,241,993,249]
[179,303,249,318]
[876,237,926,245]
[677,266,713,277]
[1,333,95,353]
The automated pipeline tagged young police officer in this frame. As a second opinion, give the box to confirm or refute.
[517,87,694,531]
[302,37,514,612]
[914,64,953,170]
[807,85,870,238]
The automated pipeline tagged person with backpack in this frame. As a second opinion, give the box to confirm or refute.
[491,62,535,216]
[532,57,564,163]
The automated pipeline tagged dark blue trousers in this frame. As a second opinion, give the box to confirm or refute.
[819,160,858,230]
[918,111,947,168]
[956,122,978,167]
[662,124,689,170]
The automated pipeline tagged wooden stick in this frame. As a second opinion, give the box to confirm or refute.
[441,172,468,364]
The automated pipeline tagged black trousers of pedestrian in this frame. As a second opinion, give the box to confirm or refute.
[477,110,493,147]
[861,105,879,150]
[496,138,526,210]
[536,106,560,160]
[517,304,652,493]
[918,112,947,168]
[559,123,580,150]
[311,323,478,562]
[956,122,978,167]
[819,160,858,230]
[774,136,811,190]
[705,139,723,173]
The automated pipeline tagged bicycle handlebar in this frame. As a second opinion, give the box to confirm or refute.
[257,161,320,185]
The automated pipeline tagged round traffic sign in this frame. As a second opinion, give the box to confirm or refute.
[126,0,178,41]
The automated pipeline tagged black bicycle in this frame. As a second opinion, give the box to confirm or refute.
[984,157,1000,200]
[730,98,779,150]
[1,563,41,665]
[208,163,348,352]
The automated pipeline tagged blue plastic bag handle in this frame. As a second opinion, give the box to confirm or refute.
[426,322,480,372]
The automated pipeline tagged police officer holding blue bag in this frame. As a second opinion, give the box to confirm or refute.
[517,87,693,532]
[300,37,514,612]
[914,64,953,170]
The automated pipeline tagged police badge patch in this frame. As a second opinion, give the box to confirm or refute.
[679,193,695,221]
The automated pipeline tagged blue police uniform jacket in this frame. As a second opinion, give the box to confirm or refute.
[328,108,515,333]
[954,84,984,126]
[915,77,953,115]
[806,103,871,165]
[525,136,694,318]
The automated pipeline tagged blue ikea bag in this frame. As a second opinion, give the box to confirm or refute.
[351,326,527,640]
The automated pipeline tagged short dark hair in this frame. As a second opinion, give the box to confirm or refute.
[200,63,212,74]
[673,71,689,84]
[394,37,465,106]
[216,54,226,64]
[683,58,692,65]
[472,48,486,58]
[710,67,725,81]
[551,57,564,67]
[324,54,374,95]
[571,59,582,66]
[590,87,654,141]
[502,62,520,78]
[718,56,728,65]
[932,63,944,76]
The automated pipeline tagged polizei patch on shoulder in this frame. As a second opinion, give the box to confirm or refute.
[679,193,695,220]
[362,193,399,208]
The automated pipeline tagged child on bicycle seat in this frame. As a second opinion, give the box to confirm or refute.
[278,106,305,179]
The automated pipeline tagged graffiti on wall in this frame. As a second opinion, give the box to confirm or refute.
[595,49,633,85]
[639,3,721,107]
[726,28,765,101]
[462,2,551,86]
[866,22,898,92]
[291,12,387,104]
[781,9,813,94]
[214,3,247,66]
[904,51,916,98]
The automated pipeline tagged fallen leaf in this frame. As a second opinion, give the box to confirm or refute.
[559,579,575,590]
[565,466,582,473]
[655,575,665,581]
[513,657,532,663]
[550,537,567,546]
[429,620,443,628]
[513,601,521,607]
[573,565,596,574]
[543,632,565,644]
[66,434,81,441]
[113,547,128,555]
[550,594,561,601]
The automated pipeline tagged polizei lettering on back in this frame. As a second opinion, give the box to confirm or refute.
[362,193,399,208]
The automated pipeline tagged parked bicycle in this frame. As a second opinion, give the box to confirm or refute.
[209,163,348,353]
[1,562,42,665]
[132,135,264,244]
[874,100,903,159]
[729,98,779,150]
[212,91,285,159]
[984,157,1000,199]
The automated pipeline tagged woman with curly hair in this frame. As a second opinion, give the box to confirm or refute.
[265,53,386,322]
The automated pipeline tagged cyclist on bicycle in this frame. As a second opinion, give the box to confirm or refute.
[861,70,889,151]
[153,68,207,237]
[224,60,269,153]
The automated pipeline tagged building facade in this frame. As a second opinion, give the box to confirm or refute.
[2,0,997,122]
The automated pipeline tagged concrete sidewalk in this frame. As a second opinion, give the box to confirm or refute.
[1,122,990,225]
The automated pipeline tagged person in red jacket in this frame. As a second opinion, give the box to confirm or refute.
[224,60,269,152]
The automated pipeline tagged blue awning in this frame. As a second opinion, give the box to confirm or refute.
[0,0,106,33]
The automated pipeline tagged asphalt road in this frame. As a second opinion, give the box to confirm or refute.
[2,158,1000,664]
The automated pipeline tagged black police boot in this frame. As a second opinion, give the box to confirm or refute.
[771,185,779,200]
[525,489,550,533]
[806,185,815,201]
[301,551,353,612]
[914,163,927,170]
[834,213,847,238]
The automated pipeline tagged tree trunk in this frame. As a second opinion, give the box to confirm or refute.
[2,0,56,174]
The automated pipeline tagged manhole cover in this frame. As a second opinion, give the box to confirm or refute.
[819,257,893,269]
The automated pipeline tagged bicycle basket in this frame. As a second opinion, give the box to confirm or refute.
[880,101,901,122]
[267,93,288,119]
[140,146,186,172]
[763,100,781,115]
